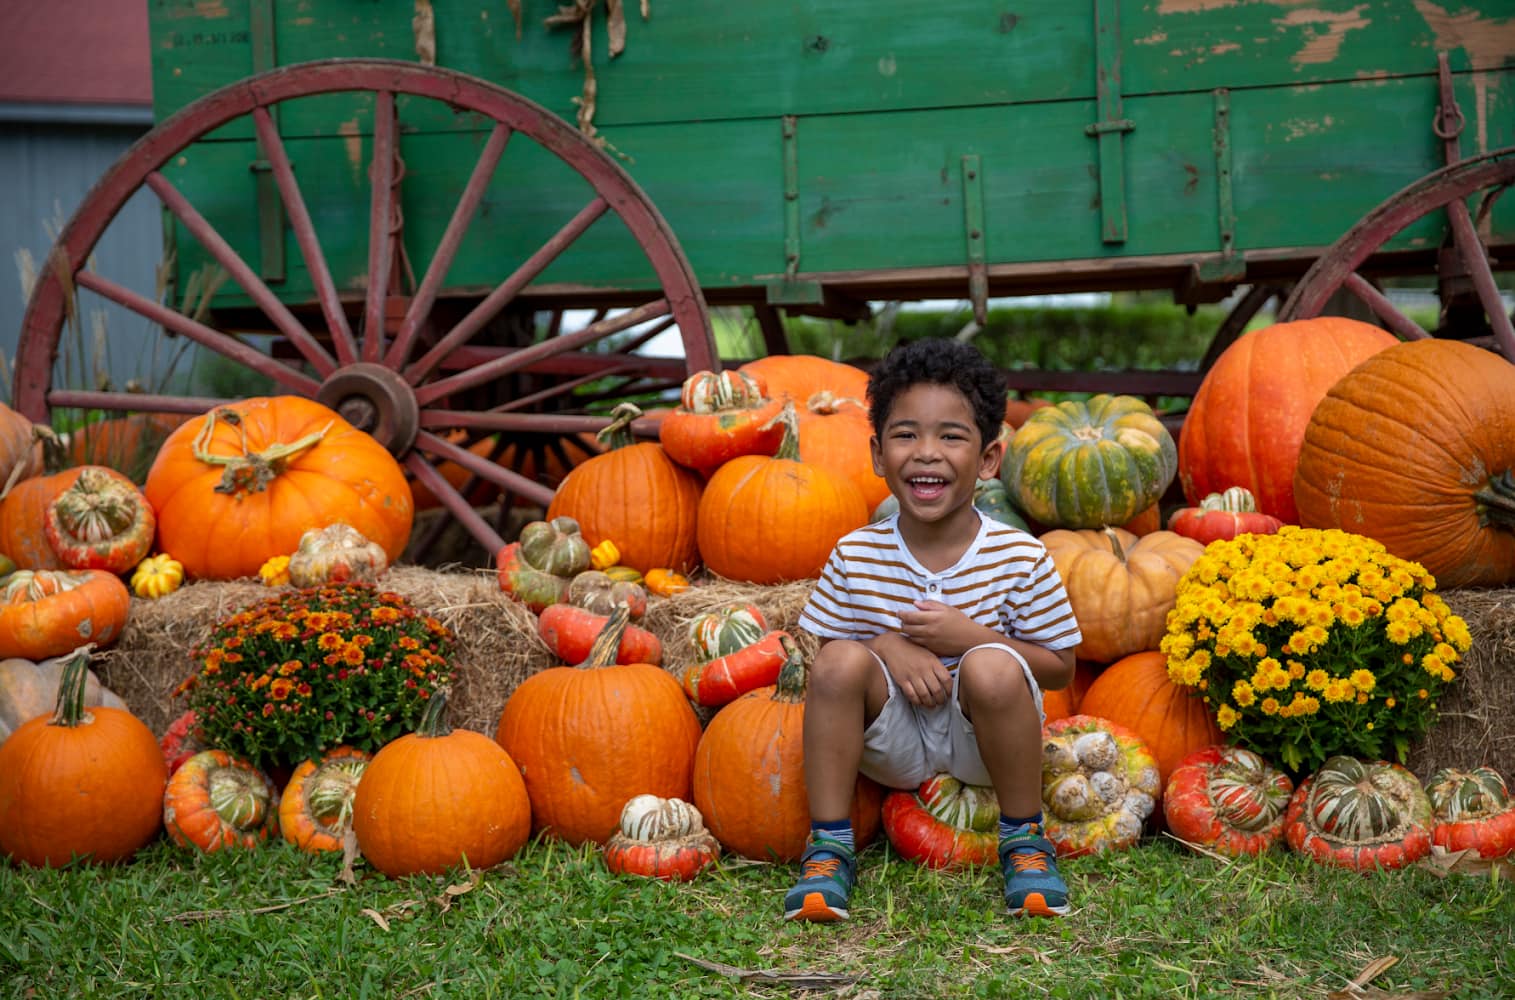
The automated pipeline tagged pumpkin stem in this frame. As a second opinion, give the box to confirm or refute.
[1474,470,1515,530]
[583,605,632,668]
[49,644,99,728]
[414,686,453,739]
[759,401,802,461]
[805,390,864,416]
[1102,526,1129,565]
[596,402,643,451]
[191,408,332,496]
[772,634,808,703]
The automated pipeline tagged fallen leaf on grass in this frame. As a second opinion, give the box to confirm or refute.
[432,870,482,913]
[1324,953,1452,1000]
[1160,830,1235,864]
[1416,846,1515,879]
[677,952,859,989]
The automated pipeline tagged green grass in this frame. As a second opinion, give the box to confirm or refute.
[3,834,1510,999]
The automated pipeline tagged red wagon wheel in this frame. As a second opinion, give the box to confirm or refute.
[1278,146,1515,362]
[13,59,715,555]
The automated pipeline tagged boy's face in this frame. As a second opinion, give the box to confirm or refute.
[870,384,1002,527]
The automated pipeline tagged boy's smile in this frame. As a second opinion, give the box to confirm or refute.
[871,383,1002,530]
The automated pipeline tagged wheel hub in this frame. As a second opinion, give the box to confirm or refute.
[316,362,419,455]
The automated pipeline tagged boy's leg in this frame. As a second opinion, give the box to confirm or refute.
[957,647,1070,918]
[784,639,889,922]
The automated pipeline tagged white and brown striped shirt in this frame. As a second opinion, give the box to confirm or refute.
[798,512,1081,665]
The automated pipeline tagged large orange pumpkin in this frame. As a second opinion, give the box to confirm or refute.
[143,397,414,580]
[738,355,871,408]
[796,391,890,512]
[697,404,868,584]
[0,647,166,866]
[1039,527,1204,666]
[495,606,702,846]
[547,403,702,574]
[1178,317,1398,524]
[1077,650,1222,792]
[691,641,882,862]
[1294,339,1515,589]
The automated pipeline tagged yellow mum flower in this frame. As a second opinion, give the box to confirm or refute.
[1349,669,1376,693]
[1260,697,1280,716]
[1232,681,1256,707]
[1216,704,1239,730]
[1306,669,1329,691]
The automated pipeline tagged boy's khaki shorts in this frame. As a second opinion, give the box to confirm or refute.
[859,642,1044,790]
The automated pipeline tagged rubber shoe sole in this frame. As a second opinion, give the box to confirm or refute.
[1008,891,1071,918]
[784,892,850,922]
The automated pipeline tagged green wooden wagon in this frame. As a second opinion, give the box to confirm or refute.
[12,0,1515,554]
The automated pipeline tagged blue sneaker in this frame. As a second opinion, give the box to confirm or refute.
[999,824,1069,917]
[783,835,857,922]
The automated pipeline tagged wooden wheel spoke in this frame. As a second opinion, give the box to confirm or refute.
[384,123,514,371]
[74,270,321,395]
[43,388,230,417]
[145,170,337,376]
[1445,198,1515,356]
[403,196,611,384]
[413,429,556,509]
[404,451,506,554]
[414,296,669,406]
[1340,274,1430,340]
[251,106,358,365]
[362,90,399,363]
[494,360,644,414]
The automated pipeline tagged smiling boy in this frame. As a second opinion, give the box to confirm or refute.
[786,337,1081,922]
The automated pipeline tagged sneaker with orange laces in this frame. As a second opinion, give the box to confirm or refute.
[999,824,1069,918]
[782,835,857,922]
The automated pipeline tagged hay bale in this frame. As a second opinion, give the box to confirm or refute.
[96,566,555,740]
[1407,588,1515,782]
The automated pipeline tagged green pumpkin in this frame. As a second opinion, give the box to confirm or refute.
[872,479,1029,532]
[1002,394,1176,529]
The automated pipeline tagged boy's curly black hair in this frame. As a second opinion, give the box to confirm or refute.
[867,337,1005,447]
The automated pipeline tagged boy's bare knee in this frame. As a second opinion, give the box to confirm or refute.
[809,640,877,696]
[957,650,1031,711]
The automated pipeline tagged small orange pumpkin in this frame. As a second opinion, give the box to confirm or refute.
[0,646,166,866]
[547,403,703,574]
[353,689,532,877]
[697,403,868,585]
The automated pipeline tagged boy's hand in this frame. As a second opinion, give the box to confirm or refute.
[897,600,982,658]
[871,633,953,707]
